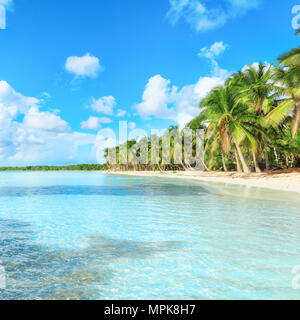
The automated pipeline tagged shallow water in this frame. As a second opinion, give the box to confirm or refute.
[0,171,299,300]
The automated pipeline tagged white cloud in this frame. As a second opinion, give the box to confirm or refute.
[198,41,230,80]
[99,117,112,124]
[198,41,228,59]
[81,116,112,131]
[116,109,127,117]
[81,116,102,130]
[135,75,176,119]
[65,53,101,78]
[0,80,39,121]
[91,96,116,115]
[8,131,96,165]
[0,81,97,165]
[135,70,228,129]
[24,107,70,132]
[167,0,261,32]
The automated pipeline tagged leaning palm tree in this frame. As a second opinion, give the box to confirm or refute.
[266,48,300,138]
[204,127,228,171]
[200,84,261,174]
[232,63,280,170]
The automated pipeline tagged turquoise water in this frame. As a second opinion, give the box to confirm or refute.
[0,171,299,300]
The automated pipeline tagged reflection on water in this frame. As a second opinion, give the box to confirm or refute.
[0,172,300,300]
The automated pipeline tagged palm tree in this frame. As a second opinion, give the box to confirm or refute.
[233,63,280,171]
[204,128,228,171]
[200,84,261,174]
[266,48,300,138]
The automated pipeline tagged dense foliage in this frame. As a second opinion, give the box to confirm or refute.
[105,45,300,172]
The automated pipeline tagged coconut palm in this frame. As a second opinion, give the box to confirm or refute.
[232,63,281,171]
[200,84,261,173]
[203,128,228,171]
[266,48,300,138]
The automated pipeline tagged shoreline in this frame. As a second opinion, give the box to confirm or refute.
[106,170,300,194]
[1,169,299,194]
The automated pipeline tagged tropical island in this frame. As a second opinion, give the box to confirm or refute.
[1,44,299,193]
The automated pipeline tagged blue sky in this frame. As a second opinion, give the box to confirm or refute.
[0,0,299,165]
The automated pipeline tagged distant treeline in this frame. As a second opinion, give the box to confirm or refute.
[0,164,107,171]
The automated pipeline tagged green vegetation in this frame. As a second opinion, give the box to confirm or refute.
[0,164,107,172]
[199,46,300,172]
[105,44,300,172]
[104,128,195,171]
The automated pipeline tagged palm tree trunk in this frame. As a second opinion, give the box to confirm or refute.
[221,150,228,172]
[273,147,279,166]
[264,138,270,171]
[285,154,289,168]
[234,142,251,174]
[292,101,300,139]
[252,150,262,173]
[235,150,242,173]
[202,158,209,171]
[292,154,295,167]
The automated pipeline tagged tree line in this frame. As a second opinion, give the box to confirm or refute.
[0,164,107,171]
[105,44,300,172]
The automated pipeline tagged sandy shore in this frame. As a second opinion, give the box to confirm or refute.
[106,170,300,194]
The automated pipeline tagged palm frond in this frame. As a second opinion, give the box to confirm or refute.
[266,100,295,127]
[278,47,300,66]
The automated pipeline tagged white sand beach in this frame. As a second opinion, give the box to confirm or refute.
[106,170,300,194]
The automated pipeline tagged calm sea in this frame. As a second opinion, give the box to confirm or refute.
[0,171,299,299]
